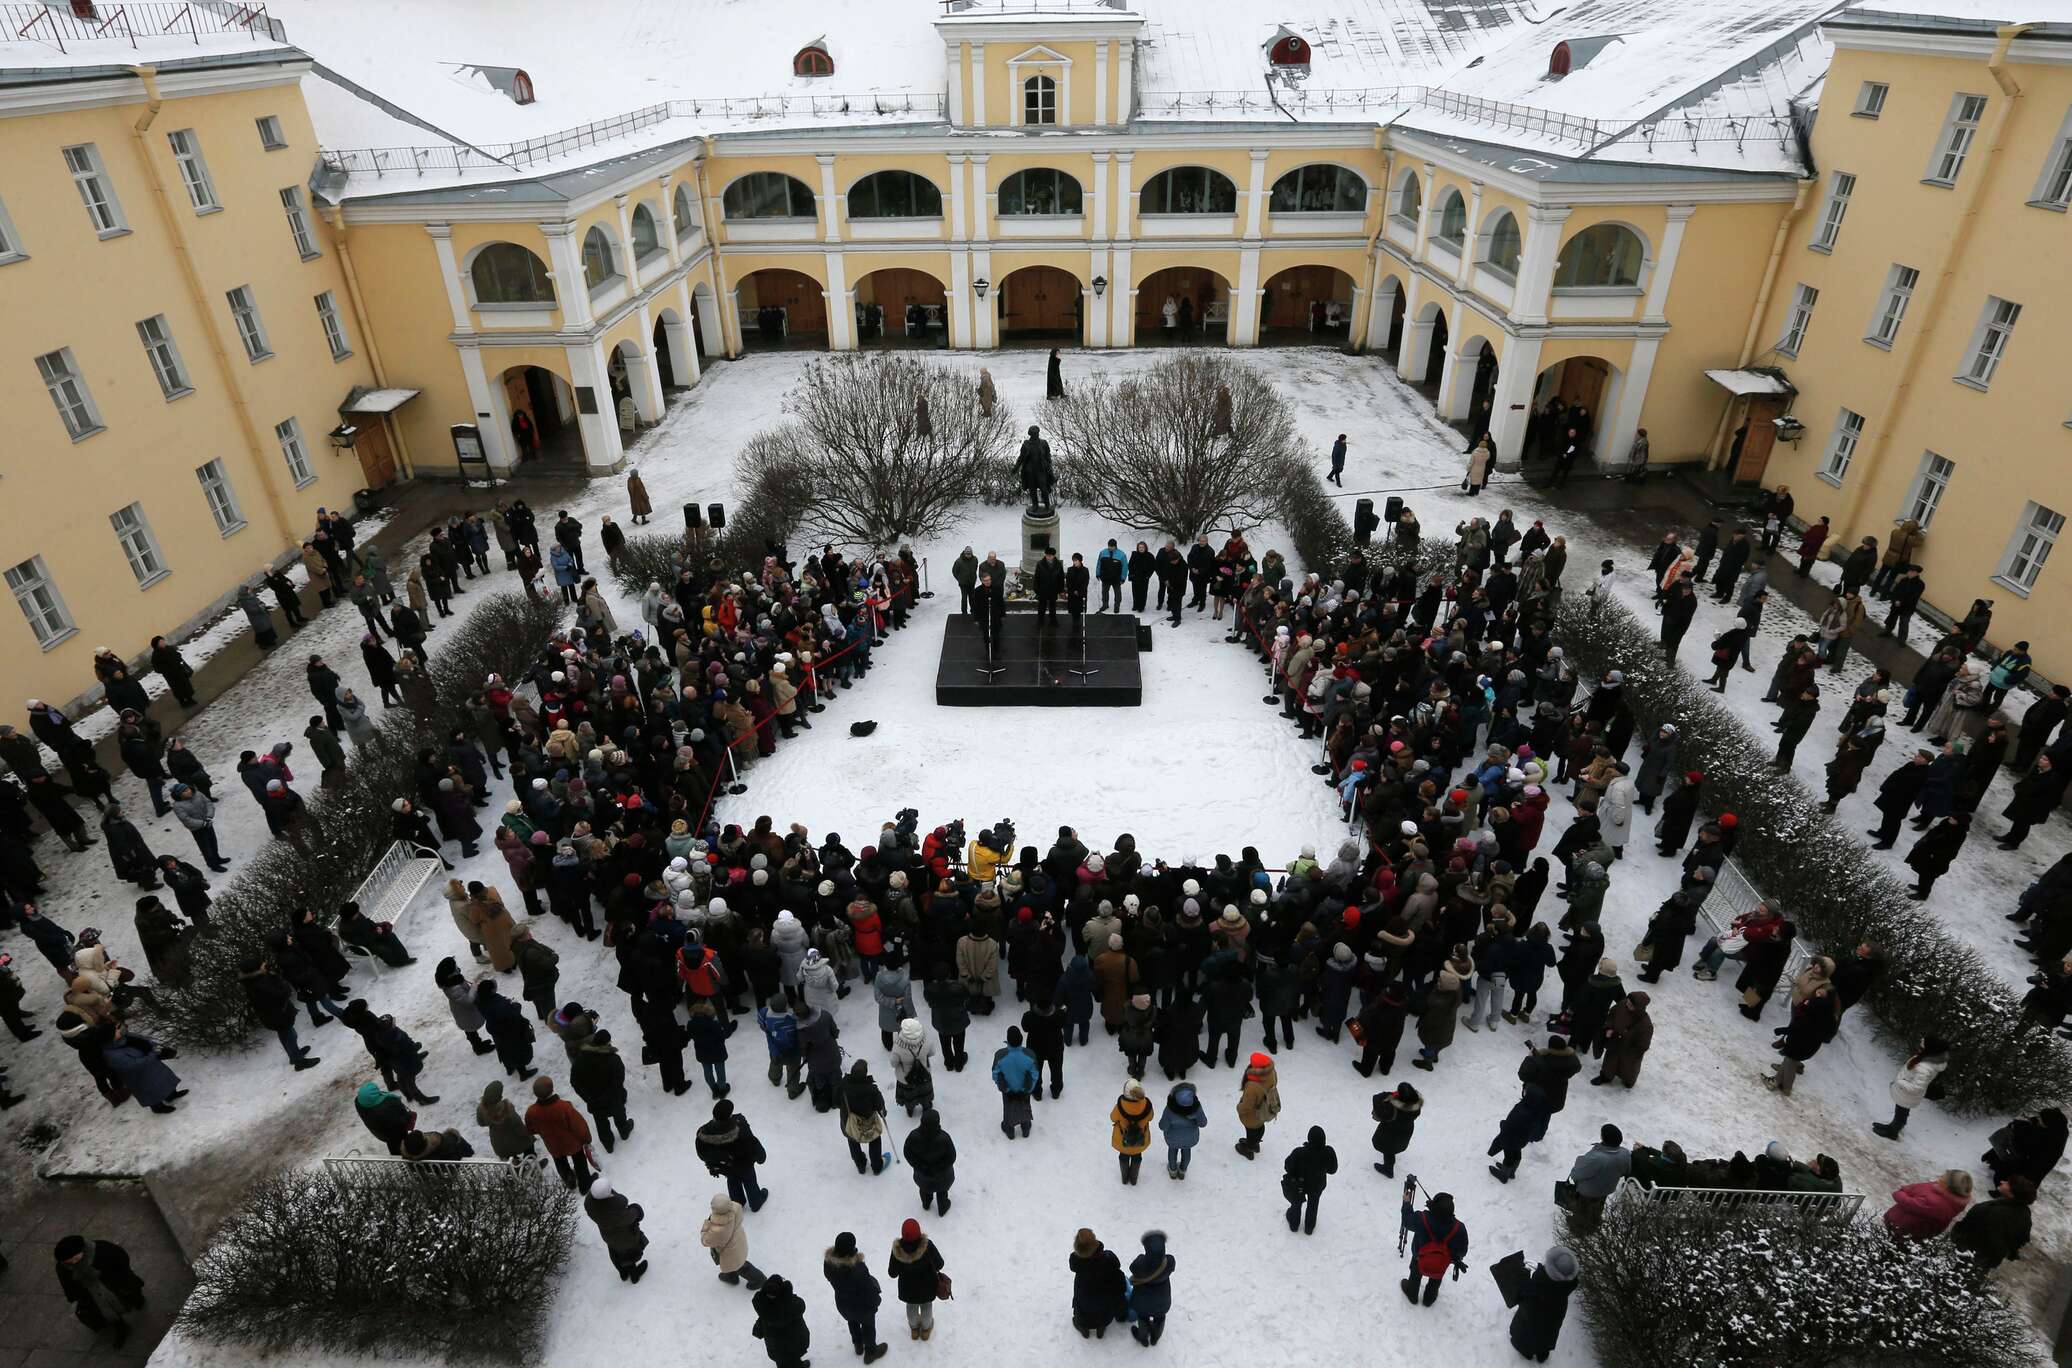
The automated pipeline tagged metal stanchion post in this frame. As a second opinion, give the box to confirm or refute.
[725,746,747,795]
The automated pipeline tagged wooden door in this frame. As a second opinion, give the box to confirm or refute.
[1004,267,1077,332]
[1265,266,1347,329]
[746,271,825,336]
[354,418,398,487]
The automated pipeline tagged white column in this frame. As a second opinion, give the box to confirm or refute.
[1113,151,1135,241]
[947,152,969,241]
[425,223,473,332]
[1644,204,1696,324]
[971,248,995,348]
[1233,245,1263,346]
[1433,301,1470,415]
[1086,247,1111,347]
[1364,274,1401,352]
[1095,41,1110,126]
[1412,163,1437,255]
[949,251,973,349]
[1110,245,1133,345]
[1603,338,1657,467]
[825,250,853,349]
[1509,204,1573,326]
[817,155,841,244]
[969,154,990,244]
[541,222,592,327]
[465,347,517,474]
[614,193,638,287]
[695,282,726,358]
[947,42,965,125]
[1489,334,1543,471]
[970,43,986,129]
[1396,277,1434,383]
[1090,152,1111,239]
[1243,149,1270,239]
[1115,39,1134,123]
[669,278,702,385]
[565,341,624,473]
[659,176,683,265]
[1455,181,1483,287]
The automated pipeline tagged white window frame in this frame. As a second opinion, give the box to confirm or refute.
[279,186,318,259]
[1023,74,1058,126]
[195,459,245,535]
[256,114,287,151]
[1865,264,1919,349]
[1999,501,2065,595]
[1777,283,1818,357]
[276,416,314,487]
[135,314,193,400]
[1853,81,1889,119]
[1958,295,2020,388]
[1904,452,1955,529]
[1809,171,1854,252]
[63,143,126,236]
[36,347,102,440]
[0,195,24,265]
[1926,92,1988,186]
[166,129,220,213]
[315,290,352,360]
[226,285,272,362]
[2031,107,2072,210]
[1819,408,1865,486]
[109,502,168,587]
[6,556,75,650]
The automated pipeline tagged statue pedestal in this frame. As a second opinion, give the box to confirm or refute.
[1020,507,1060,576]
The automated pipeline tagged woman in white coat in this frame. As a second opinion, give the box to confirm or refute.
[1598,762,1637,857]
[1873,1036,1948,1140]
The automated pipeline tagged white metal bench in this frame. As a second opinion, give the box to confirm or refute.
[339,840,445,975]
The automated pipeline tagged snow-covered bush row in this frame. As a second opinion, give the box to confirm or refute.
[1558,595,2072,1115]
[180,1162,576,1360]
[1572,1195,2038,1368]
[140,592,567,1048]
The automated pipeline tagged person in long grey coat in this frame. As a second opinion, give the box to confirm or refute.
[770,911,809,999]
[337,689,377,746]
[800,949,841,1015]
[873,953,914,1051]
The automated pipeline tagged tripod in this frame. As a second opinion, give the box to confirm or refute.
[1066,613,1100,685]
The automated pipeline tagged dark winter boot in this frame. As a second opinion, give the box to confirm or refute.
[1421,1280,1440,1307]
[1399,1277,1418,1304]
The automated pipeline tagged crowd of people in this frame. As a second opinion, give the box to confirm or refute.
[0,463,2061,1362]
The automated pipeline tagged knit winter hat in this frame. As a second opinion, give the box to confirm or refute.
[1544,1246,1579,1282]
[834,1232,858,1257]
[1219,907,1242,927]
[900,1019,923,1045]
[1124,1078,1144,1099]
[588,1176,614,1200]
[1597,958,1618,976]
[711,1194,732,1214]
[902,1218,923,1241]
[1249,1052,1271,1068]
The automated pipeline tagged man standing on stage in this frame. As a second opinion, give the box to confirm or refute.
[975,571,1006,659]
[1095,540,1127,614]
[1033,547,1064,628]
[1066,553,1090,636]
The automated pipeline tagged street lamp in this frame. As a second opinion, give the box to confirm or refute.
[1091,275,1107,298]
[973,276,990,299]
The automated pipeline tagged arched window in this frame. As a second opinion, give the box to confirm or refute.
[1023,74,1057,126]
[847,170,942,219]
[630,204,663,262]
[1269,35,1310,67]
[1139,166,1237,215]
[997,167,1083,215]
[794,45,833,78]
[673,184,697,236]
[722,172,816,220]
[469,242,555,305]
[581,226,619,291]
[1553,223,1645,289]
[1434,190,1467,248]
[1482,211,1522,276]
[1394,174,1422,223]
[1268,164,1366,214]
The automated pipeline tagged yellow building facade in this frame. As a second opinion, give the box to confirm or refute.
[1744,10,2072,676]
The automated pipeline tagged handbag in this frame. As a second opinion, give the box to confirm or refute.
[1347,1017,1368,1047]
[1632,941,1653,963]
[935,1272,954,1301]
[1553,1179,1579,1212]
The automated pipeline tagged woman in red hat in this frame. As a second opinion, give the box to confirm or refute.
[887,1217,947,1340]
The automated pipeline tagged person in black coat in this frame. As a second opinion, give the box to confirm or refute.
[479,979,539,1082]
[696,1100,770,1210]
[1508,1245,1580,1362]
[570,1028,632,1150]
[750,1274,810,1368]
[1370,1083,1421,1177]
[1031,548,1064,628]
[825,1231,889,1362]
[307,655,345,733]
[1126,542,1155,614]
[1950,1176,2036,1271]
[1281,1125,1339,1234]
[1710,530,1750,602]
[239,958,317,1070]
[149,635,198,707]
[886,1220,946,1338]
[903,1107,957,1214]
[1068,1229,1127,1338]
[100,805,159,889]
[1518,1036,1582,1115]
[1984,1108,2068,1190]
[1870,749,1934,848]
[54,1235,146,1344]
[1064,554,1090,632]
[1905,813,1970,900]
[1127,1230,1174,1346]
[291,908,352,989]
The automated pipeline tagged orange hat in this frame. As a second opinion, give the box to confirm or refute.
[1249,1052,1271,1068]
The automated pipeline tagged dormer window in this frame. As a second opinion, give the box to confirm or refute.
[1269,34,1310,68]
[794,42,834,78]
[1549,41,1571,78]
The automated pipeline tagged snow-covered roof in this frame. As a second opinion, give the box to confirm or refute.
[0,0,296,77]
[1844,0,2072,25]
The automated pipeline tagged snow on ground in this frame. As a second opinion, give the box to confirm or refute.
[2,348,2054,1366]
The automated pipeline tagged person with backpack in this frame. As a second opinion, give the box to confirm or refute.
[991,1026,1039,1139]
[840,1060,891,1175]
[1401,1186,1469,1306]
[1281,1125,1339,1234]
[1110,1077,1155,1184]
[1158,1082,1208,1179]
[1234,1050,1280,1159]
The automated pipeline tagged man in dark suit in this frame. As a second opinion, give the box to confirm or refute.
[974,572,1006,658]
[1033,547,1063,628]
[1065,554,1090,636]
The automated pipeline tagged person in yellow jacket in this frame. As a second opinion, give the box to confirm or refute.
[968,828,1007,883]
[1110,1078,1155,1185]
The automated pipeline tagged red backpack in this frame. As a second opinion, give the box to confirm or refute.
[1415,1216,1459,1278]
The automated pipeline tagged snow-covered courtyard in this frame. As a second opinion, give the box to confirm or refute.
[5,348,2060,1367]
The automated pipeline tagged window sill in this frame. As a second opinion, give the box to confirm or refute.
[164,386,195,402]
[1920,177,1956,189]
[299,250,322,262]
[1817,471,1846,489]
[329,350,354,363]
[1850,110,1881,120]
[1775,345,1801,360]
[262,142,288,153]
[217,520,248,539]
[195,204,224,217]
[844,216,943,225]
[587,276,625,298]
[2027,198,2068,213]
[68,425,106,444]
[1862,336,1893,352]
[1807,242,1833,255]
[722,216,816,226]
[0,252,25,267]
[246,351,275,365]
[292,475,318,491]
[475,299,558,312]
[1992,574,2034,600]
[135,570,171,591]
[1952,375,1991,393]
[1552,285,1644,297]
[1480,264,1518,285]
[95,226,132,241]
[34,626,78,654]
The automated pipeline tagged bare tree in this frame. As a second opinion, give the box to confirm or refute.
[739,354,1016,544]
[1048,353,1309,542]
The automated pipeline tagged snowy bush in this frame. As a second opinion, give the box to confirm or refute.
[1049,353,1311,543]
[1277,463,1353,580]
[1573,1196,2039,1368]
[1557,595,2072,1114]
[139,592,566,1048]
[180,1163,576,1360]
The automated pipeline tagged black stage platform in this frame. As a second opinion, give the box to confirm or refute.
[935,608,1143,706]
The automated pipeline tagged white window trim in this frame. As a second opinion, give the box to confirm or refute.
[315,290,352,361]
[36,347,103,441]
[1809,171,1854,253]
[1777,283,1818,358]
[0,195,24,265]
[279,186,319,260]
[1818,407,1865,487]
[135,314,194,400]
[226,284,273,363]
[6,556,75,651]
[196,459,246,536]
[167,129,221,214]
[1864,264,1918,350]
[1996,501,2065,597]
[276,416,315,488]
[1007,45,1071,128]
[1853,81,1888,119]
[581,229,622,295]
[1956,295,2020,390]
[63,143,127,238]
[110,502,169,589]
[1925,92,1987,186]
[256,114,288,151]
[1903,451,1955,529]
[2029,106,2072,211]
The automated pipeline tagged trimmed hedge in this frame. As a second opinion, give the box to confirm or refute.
[1572,1196,2037,1368]
[138,592,566,1048]
[1557,593,2072,1114]
[1276,464,1354,581]
[180,1163,576,1360]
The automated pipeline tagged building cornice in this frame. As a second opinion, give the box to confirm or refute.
[0,57,307,117]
